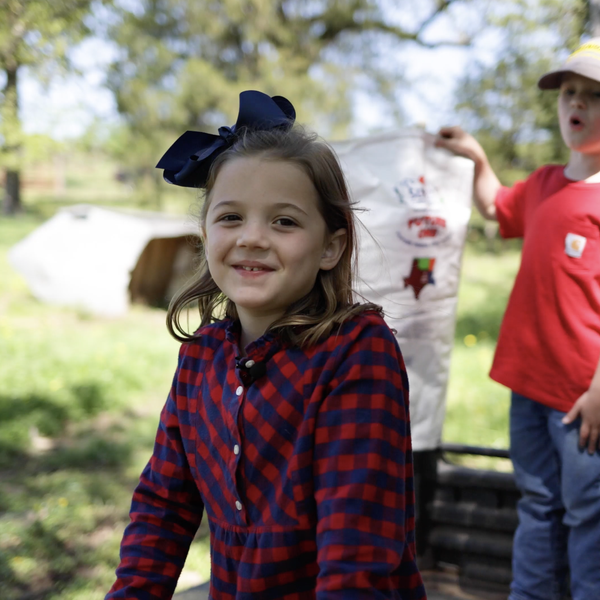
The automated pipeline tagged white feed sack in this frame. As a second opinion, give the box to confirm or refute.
[332,130,474,451]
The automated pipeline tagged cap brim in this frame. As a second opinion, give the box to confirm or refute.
[538,70,565,90]
[538,61,600,89]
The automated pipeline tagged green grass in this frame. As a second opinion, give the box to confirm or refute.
[0,213,208,599]
[443,245,521,470]
[0,191,522,597]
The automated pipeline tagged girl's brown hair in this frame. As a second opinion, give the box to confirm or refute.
[166,126,380,347]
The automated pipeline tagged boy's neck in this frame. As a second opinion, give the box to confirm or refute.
[564,151,600,182]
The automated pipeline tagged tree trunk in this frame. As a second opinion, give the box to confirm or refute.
[3,170,21,214]
[2,65,22,215]
[589,0,600,36]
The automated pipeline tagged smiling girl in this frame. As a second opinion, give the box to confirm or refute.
[105,91,425,600]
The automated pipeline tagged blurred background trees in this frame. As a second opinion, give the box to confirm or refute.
[0,0,106,214]
[454,0,588,186]
[1,3,598,596]
[0,0,596,209]
[104,0,473,204]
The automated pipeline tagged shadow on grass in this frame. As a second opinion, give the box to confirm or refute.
[0,383,141,511]
[0,383,121,469]
[0,385,149,599]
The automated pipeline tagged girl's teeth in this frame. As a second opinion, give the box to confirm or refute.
[242,266,262,271]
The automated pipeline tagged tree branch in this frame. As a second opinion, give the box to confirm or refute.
[316,0,471,48]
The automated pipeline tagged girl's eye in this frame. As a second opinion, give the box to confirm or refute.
[274,217,297,227]
[219,214,241,222]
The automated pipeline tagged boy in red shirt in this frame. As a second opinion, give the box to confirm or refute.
[436,39,600,600]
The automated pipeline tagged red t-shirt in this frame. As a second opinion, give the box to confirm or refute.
[490,165,600,412]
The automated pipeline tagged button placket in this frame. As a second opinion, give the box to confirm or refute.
[232,382,244,517]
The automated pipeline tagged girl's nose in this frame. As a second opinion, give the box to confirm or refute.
[236,221,269,248]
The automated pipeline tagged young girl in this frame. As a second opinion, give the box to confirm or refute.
[106,91,426,600]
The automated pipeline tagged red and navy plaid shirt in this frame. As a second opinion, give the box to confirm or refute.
[106,311,426,600]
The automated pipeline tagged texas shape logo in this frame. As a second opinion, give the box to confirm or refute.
[404,258,436,299]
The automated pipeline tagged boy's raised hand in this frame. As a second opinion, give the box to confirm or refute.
[435,126,487,164]
[562,387,600,454]
[435,126,500,221]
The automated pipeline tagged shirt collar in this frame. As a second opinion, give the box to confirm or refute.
[224,319,283,365]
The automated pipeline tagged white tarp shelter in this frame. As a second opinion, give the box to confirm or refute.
[332,129,473,451]
[9,204,200,317]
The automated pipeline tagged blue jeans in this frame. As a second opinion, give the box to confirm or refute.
[509,392,600,600]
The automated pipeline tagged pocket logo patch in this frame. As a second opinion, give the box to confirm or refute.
[565,233,587,258]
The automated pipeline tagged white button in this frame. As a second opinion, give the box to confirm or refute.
[236,386,243,396]
[235,501,242,511]
[245,360,255,368]
[233,444,240,455]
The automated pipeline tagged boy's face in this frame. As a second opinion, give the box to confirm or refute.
[558,73,600,155]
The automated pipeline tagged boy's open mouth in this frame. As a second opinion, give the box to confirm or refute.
[570,116,583,127]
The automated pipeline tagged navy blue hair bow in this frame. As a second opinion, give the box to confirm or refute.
[156,90,296,188]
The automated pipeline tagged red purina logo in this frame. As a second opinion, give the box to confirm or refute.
[407,215,447,239]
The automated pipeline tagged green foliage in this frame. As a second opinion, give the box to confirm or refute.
[22,133,65,164]
[0,1,95,71]
[0,0,107,212]
[453,0,586,183]
[103,0,470,201]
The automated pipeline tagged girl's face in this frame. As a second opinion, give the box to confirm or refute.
[203,156,346,344]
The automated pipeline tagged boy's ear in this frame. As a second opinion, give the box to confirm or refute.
[320,229,347,271]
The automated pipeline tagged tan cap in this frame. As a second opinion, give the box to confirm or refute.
[538,38,600,89]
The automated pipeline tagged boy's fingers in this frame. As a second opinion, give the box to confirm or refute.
[579,421,590,449]
[562,404,579,424]
[438,125,460,139]
[587,426,599,454]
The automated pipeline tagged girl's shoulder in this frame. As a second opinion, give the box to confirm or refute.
[346,307,388,327]
[310,309,405,373]
[188,319,230,341]
[327,307,396,346]
[178,319,233,358]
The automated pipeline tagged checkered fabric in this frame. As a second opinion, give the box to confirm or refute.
[106,311,426,599]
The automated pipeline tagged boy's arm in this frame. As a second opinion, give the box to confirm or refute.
[435,126,500,221]
[562,356,600,453]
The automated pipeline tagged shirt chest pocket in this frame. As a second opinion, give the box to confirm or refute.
[552,220,600,274]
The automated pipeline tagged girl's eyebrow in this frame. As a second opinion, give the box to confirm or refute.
[272,202,309,216]
[211,199,238,210]
[211,199,309,216]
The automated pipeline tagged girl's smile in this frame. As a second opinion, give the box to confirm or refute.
[233,261,275,275]
[203,156,346,346]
